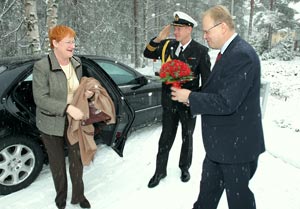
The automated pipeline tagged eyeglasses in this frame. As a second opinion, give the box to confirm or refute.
[202,22,222,35]
[63,40,76,45]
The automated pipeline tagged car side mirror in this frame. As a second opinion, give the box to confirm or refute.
[138,76,148,86]
[136,76,148,85]
[131,76,148,90]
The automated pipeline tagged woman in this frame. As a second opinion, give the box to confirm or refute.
[33,25,91,209]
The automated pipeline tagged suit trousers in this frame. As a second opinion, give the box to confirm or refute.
[41,131,85,207]
[154,101,196,175]
[193,155,258,209]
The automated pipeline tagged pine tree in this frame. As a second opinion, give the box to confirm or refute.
[278,33,294,61]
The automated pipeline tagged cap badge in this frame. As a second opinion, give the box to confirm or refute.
[174,14,179,21]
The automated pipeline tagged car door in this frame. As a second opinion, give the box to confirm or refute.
[7,58,134,157]
[3,62,38,130]
[92,58,161,129]
[80,57,135,156]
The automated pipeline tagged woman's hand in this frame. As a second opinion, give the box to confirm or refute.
[85,90,94,99]
[66,105,84,120]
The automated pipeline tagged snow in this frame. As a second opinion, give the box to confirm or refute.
[290,2,300,20]
[1,53,300,209]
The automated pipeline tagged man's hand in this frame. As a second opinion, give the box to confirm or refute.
[171,87,191,104]
[154,24,171,43]
[66,105,84,120]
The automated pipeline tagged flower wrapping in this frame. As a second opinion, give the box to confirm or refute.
[159,59,193,88]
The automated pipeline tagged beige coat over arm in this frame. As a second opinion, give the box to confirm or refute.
[67,77,116,165]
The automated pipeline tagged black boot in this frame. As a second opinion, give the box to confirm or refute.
[79,198,91,208]
[148,173,167,188]
[71,198,91,209]
[56,201,66,209]
[181,170,190,182]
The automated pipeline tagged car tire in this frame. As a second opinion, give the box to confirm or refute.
[0,135,44,195]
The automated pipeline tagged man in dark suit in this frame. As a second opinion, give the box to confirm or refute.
[143,11,211,188]
[171,5,265,209]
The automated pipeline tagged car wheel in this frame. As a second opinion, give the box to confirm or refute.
[0,136,44,195]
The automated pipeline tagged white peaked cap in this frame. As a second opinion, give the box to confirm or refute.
[172,11,198,28]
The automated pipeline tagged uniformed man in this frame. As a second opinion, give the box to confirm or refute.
[143,11,211,188]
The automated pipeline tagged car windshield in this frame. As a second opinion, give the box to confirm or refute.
[95,60,138,86]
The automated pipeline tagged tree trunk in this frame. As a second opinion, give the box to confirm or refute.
[24,0,41,55]
[248,0,254,38]
[267,0,275,51]
[155,2,160,35]
[142,0,149,67]
[133,0,140,68]
[231,0,234,16]
[44,0,58,53]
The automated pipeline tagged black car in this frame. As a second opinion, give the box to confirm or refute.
[0,55,162,195]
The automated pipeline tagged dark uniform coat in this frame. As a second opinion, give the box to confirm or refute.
[144,38,211,106]
[143,37,211,174]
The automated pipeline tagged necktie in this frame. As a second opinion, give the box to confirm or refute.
[216,52,222,62]
[178,46,183,57]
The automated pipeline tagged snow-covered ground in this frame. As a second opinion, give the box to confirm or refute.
[0,54,299,209]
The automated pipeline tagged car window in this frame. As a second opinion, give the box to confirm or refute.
[95,61,138,86]
[25,74,33,81]
[13,73,36,116]
[0,65,7,74]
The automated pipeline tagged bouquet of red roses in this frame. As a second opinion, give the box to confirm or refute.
[159,59,193,88]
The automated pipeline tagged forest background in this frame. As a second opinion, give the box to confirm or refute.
[0,0,300,67]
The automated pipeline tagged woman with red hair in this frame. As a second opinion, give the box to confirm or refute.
[33,25,91,209]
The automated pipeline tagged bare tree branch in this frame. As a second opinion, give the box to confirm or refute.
[0,0,17,21]
[0,19,24,40]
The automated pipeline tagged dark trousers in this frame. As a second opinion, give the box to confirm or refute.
[154,102,196,175]
[41,132,85,207]
[193,155,258,209]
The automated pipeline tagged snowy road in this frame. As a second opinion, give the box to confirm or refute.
[1,115,300,209]
[1,57,300,209]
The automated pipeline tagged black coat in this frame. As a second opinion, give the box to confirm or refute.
[189,35,265,164]
[144,38,211,107]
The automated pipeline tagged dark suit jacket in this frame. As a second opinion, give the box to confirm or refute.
[144,38,211,107]
[189,35,265,163]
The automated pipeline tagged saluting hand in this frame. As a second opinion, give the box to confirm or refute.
[155,24,171,43]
